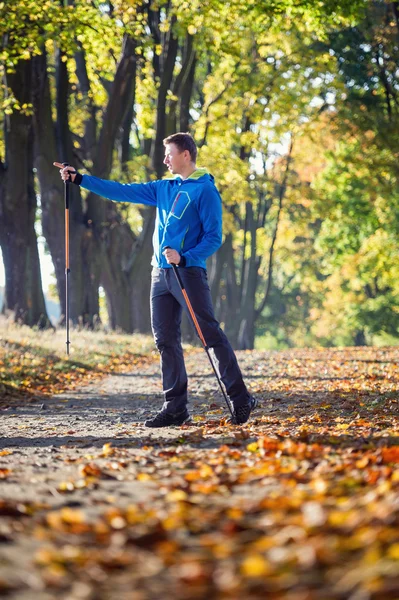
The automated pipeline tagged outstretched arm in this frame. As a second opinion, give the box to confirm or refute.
[53,162,157,206]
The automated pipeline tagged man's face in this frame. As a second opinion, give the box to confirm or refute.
[163,143,188,174]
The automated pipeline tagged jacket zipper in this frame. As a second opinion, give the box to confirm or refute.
[180,225,189,252]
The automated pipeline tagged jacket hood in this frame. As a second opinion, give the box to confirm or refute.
[186,167,210,180]
[169,167,214,183]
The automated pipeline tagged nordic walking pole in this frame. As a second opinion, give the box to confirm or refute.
[62,162,71,355]
[166,251,235,419]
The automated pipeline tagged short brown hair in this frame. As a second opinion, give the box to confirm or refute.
[163,132,197,163]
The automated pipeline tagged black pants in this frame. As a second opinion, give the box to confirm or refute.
[150,267,250,415]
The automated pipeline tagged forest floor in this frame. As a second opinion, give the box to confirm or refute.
[0,325,398,599]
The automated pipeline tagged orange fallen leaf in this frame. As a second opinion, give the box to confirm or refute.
[0,449,12,457]
[381,447,399,464]
[79,463,103,478]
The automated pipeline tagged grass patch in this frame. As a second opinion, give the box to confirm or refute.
[0,317,156,403]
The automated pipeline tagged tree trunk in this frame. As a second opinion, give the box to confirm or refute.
[237,203,258,349]
[166,34,195,134]
[354,330,367,346]
[0,59,49,327]
[223,234,241,347]
[74,41,97,163]
[209,238,229,309]
[120,102,135,169]
[32,49,87,324]
[180,54,197,132]
[151,18,179,177]
[128,207,156,333]
[101,205,136,332]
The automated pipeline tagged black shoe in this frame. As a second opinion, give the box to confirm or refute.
[229,396,258,425]
[144,410,192,428]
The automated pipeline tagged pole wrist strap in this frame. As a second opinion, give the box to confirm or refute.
[71,171,83,185]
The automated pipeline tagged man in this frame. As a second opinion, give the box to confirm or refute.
[54,132,257,426]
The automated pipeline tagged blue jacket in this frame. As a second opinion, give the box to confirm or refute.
[80,168,223,269]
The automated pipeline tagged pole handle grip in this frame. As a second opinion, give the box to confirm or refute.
[164,246,185,289]
[62,162,70,209]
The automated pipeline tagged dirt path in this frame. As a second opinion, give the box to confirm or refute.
[0,347,398,599]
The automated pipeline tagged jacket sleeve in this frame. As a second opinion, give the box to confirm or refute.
[182,184,223,267]
[80,174,157,206]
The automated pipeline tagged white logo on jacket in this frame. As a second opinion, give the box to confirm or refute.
[170,191,191,220]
